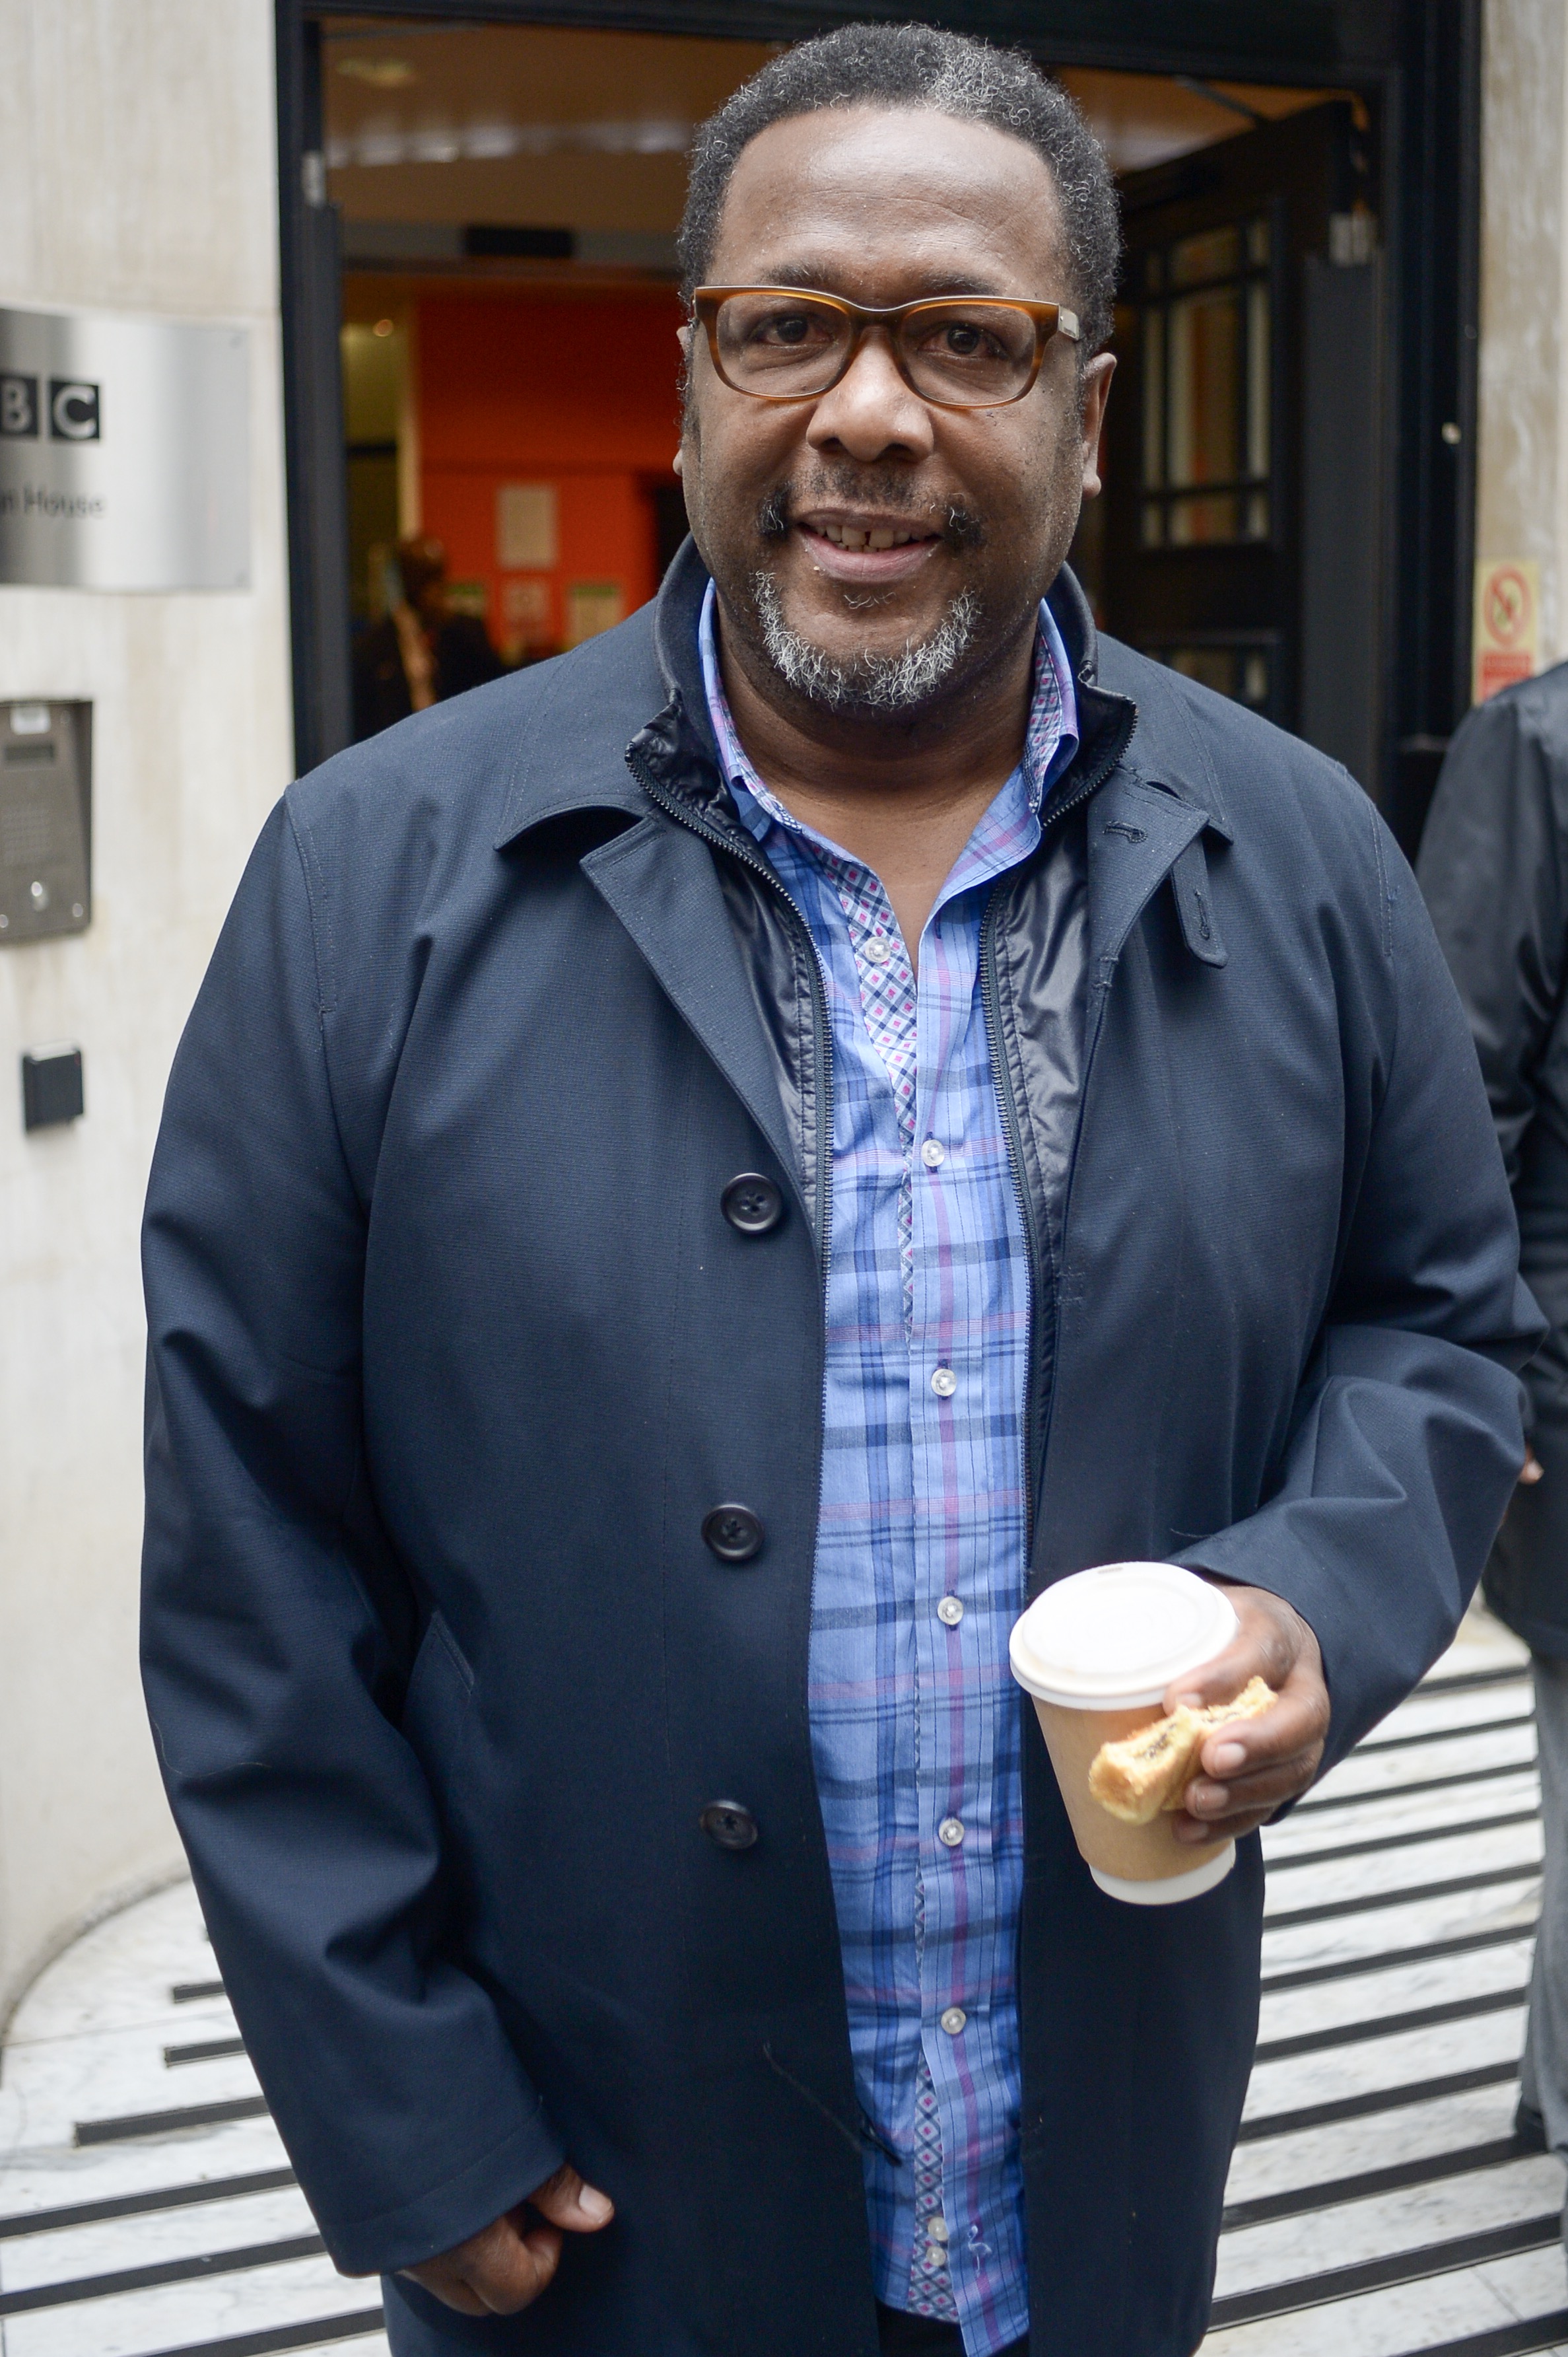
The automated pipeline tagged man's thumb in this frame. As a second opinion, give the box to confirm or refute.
[529,2162,614,2232]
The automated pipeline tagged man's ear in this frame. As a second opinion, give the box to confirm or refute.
[675,323,697,481]
[1079,351,1116,499]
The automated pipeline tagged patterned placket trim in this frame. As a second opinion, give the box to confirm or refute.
[822,872,919,1324]
[907,1863,958,2317]
[908,2049,960,2317]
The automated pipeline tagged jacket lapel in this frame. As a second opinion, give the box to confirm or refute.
[493,544,804,1195]
[580,815,804,1194]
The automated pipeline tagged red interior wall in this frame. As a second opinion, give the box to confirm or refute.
[417,288,685,657]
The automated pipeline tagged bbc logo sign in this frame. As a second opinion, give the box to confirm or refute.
[0,375,101,441]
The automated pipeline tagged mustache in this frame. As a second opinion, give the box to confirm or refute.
[756,477,986,551]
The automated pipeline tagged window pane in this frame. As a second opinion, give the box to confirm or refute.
[1168,646,1238,695]
[1170,225,1241,288]
[1168,491,1241,544]
[1158,643,1273,711]
[1168,288,1241,489]
[1142,308,1165,489]
[1247,279,1270,481]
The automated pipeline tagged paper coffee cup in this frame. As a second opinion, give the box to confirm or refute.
[1009,1563,1241,1905]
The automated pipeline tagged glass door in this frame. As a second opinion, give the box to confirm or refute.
[1096,100,1383,782]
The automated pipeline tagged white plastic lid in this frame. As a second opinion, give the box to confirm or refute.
[1009,1563,1238,1708]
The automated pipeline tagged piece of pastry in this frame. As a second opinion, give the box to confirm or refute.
[1087,1677,1274,1825]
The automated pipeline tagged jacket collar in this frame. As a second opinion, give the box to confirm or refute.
[494,536,730,851]
[1087,631,1233,844]
[494,534,1231,852]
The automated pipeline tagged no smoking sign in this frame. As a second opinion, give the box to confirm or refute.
[1473,559,1539,703]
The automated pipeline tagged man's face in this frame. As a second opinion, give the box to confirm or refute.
[680,106,1114,718]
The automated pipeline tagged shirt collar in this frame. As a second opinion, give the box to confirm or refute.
[697,577,1079,853]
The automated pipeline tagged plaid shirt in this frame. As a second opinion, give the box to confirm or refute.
[699,585,1078,2354]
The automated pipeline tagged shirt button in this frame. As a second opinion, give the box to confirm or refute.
[931,1366,958,1398]
[937,1595,964,1627]
[920,1138,945,1168]
[939,2006,967,2036]
[938,1816,965,1847]
[926,2214,949,2244]
[864,936,893,965]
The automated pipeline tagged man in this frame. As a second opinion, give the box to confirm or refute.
[353,534,506,741]
[142,26,1536,2357]
[1419,671,1568,2214]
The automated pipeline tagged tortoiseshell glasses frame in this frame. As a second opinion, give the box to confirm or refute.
[691,286,1083,412]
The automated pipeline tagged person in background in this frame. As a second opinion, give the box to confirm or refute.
[1420,674,1568,2198]
[353,534,505,741]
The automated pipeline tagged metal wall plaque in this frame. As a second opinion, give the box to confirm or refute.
[1,702,90,943]
[0,308,248,590]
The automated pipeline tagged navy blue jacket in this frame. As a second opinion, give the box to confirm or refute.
[142,546,1538,2357]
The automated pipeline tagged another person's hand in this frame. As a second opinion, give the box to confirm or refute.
[1166,1584,1330,1844]
[396,2162,613,2315]
[1520,1448,1544,1486]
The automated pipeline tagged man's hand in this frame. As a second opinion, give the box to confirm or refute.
[1166,1584,1329,1845]
[397,2162,613,2316]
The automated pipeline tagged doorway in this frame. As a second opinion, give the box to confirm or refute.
[277,3,1478,853]
[327,23,777,738]
[1095,94,1384,790]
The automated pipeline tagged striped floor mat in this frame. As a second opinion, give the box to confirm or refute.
[0,1615,1556,2357]
[1202,1611,1559,2357]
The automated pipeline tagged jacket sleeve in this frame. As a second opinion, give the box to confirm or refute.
[1419,687,1568,1414]
[141,796,565,2275]
[1178,818,1542,1765]
[1417,689,1568,1182]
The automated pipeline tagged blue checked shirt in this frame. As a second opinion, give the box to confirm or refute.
[699,585,1079,2355]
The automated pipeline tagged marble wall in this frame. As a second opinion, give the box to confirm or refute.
[0,0,292,2022]
[1478,0,1568,665]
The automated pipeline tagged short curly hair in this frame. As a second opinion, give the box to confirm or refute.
[677,22,1121,354]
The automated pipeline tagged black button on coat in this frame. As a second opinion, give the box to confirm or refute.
[721,1172,783,1234]
[702,1506,764,1563]
[700,1801,760,1849]
[142,541,1538,2357]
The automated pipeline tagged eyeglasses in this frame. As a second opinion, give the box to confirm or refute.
[691,286,1081,411]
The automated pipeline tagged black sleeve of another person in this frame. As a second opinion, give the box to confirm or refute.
[1419,668,1568,1654]
[352,615,414,742]
[435,614,506,699]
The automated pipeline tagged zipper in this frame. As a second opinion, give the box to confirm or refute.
[625,744,835,1302]
[979,709,1138,1553]
[980,886,1044,1554]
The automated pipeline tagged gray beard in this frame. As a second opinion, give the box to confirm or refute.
[748,573,982,716]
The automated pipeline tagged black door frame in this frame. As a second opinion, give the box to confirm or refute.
[276,0,1478,852]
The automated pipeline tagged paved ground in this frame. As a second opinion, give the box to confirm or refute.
[0,1609,1557,2357]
